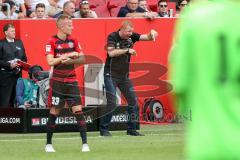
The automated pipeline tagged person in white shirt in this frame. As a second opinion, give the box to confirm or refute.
[25,0,62,17]
[73,0,97,18]
[32,3,48,19]
[53,1,75,18]
[138,0,149,12]
[12,0,27,17]
[56,0,68,8]
[0,0,22,19]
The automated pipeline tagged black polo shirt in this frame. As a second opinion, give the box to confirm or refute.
[104,31,141,78]
[117,6,146,17]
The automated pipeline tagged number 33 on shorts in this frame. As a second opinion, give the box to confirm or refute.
[52,97,60,105]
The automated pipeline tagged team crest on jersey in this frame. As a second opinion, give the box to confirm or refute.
[46,45,51,52]
[68,42,74,48]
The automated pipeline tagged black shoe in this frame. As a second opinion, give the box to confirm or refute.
[100,131,112,137]
[127,131,145,136]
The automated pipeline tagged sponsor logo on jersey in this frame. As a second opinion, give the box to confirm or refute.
[46,45,51,52]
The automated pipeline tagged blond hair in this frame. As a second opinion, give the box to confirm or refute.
[120,20,134,30]
[56,15,72,28]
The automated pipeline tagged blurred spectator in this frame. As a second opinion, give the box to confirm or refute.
[157,0,169,17]
[12,0,27,17]
[25,0,61,17]
[25,0,48,12]
[16,65,43,109]
[53,1,75,18]
[73,0,97,18]
[175,0,189,17]
[138,0,149,12]
[0,0,24,19]
[0,23,27,108]
[53,0,78,9]
[55,0,68,9]
[32,3,48,19]
[117,0,157,19]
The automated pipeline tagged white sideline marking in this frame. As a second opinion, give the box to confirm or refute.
[0,133,181,142]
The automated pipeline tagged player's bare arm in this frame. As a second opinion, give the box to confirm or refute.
[46,54,70,66]
[61,51,85,65]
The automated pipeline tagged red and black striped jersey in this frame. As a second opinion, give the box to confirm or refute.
[45,35,82,82]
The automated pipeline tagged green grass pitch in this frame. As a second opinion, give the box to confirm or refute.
[0,124,184,160]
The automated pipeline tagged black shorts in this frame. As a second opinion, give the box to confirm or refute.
[48,80,82,108]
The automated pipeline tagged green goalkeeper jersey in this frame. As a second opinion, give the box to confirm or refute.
[171,1,240,159]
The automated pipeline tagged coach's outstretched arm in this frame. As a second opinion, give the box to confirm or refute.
[139,29,158,41]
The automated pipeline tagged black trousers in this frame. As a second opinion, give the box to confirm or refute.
[100,75,139,133]
[0,76,18,108]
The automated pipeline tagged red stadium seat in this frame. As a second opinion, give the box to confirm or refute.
[75,0,81,8]
[147,0,158,12]
[95,6,111,17]
[87,0,106,7]
[107,1,117,17]
[108,0,126,17]
[88,0,111,17]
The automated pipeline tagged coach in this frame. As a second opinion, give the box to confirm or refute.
[99,20,158,136]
